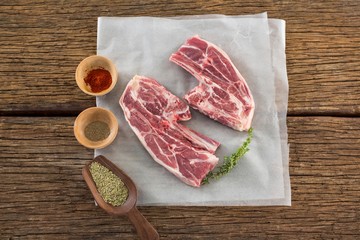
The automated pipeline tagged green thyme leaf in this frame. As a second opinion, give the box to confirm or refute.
[202,127,253,185]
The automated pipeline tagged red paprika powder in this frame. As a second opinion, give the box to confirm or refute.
[84,68,112,93]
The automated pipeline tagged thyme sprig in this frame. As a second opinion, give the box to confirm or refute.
[202,127,253,185]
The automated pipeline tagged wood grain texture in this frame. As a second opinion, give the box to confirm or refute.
[0,0,359,115]
[1,1,359,239]
[0,116,359,239]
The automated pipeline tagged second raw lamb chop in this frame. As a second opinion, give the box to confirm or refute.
[170,35,255,131]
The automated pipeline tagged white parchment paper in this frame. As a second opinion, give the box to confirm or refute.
[96,13,290,206]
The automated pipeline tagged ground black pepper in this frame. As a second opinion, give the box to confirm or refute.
[84,121,110,141]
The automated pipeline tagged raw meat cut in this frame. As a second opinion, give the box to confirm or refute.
[170,35,255,131]
[119,75,220,187]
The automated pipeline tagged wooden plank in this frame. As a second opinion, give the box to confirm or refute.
[0,116,359,239]
[0,0,359,115]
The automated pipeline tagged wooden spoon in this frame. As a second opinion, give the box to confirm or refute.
[82,155,159,240]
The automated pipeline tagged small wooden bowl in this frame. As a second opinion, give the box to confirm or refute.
[74,107,118,149]
[75,55,118,96]
[83,155,159,240]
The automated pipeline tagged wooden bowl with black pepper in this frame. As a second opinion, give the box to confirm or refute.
[74,107,118,149]
[75,55,118,96]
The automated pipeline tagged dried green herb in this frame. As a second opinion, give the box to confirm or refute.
[89,162,128,206]
[84,121,110,141]
[202,127,254,185]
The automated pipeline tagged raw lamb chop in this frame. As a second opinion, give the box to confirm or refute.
[170,35,255,131]
[119,75,220,187]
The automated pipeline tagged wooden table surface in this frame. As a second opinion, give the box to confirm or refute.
[1,1,359,239]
